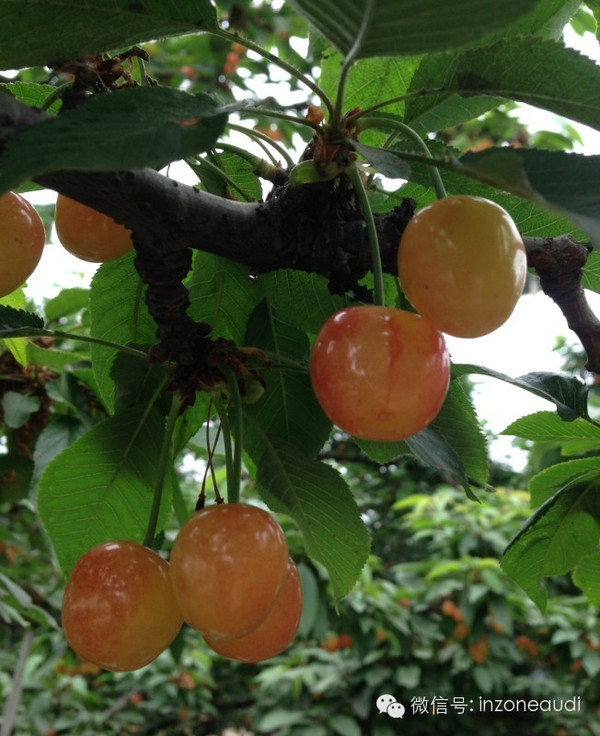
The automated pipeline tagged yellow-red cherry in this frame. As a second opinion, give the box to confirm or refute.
[62,541,183,672]
[55,194,133,263]
[0,191,45,297]
[310,306,450,441]
[204,557,302,662]
[398,195,527,338]
[169,503,288,640]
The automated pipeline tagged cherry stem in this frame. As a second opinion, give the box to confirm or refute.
[330,0,376,131]
[227,122,294,168]
[143,391,183,547]
[224,367,243,506]
[212,392,234,502]
[215,27,334,119]
[346,163,385,307]
[357,116,447,199]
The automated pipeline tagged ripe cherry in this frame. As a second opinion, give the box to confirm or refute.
[310,306,450,441]
[0,191,45,297]
[169,504,288,640]
[55,194,133,263]
[398,195,527,338]
[62,541,183,672]
[204,557,302,662]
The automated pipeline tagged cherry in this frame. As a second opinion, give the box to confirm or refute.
[204,557,302,662]
[55,194,133,263]
[169,503,288,640]
[62,541,183,672]
[310,306,450,441]
[0,191,45,297]
[398,195,527,338]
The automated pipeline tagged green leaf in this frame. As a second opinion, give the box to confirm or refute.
[44,288,89,322]
[453,365,589,421]
[0,305,44,333]
[0,0,217,70]
[288,0,539,57]
[37,405,172,576]
[529,457,600,507]
[502,411,600,451]
[583,251,600,293]
[357,142,600,245]
[573,550,600,606]
[500,477,600,610]
[406,38,600,134]
[110,352,169,415]
[0,82,62,113]
[89,252,156,412]
[186,253,261,345]
[258,270,347,335]
[31,415,87,491]
[0,87,230,194]
[2,391,40,429]
[256,438,370,599]
[243,301,331,461]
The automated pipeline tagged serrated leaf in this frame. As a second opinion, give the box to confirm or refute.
[89,252,156,412]
[288,0,539,57]
[453,365,589,421]
[31,415,87,491]
[0,82,62,113]
[502,411,600,449]
[0,305,44,332]
[406,38,600,133]
[256,438,370,599]
[186,253,261,345]
[573,550,600,606]
[111,352,169,415]
[0,0,217,70]
[0,88,230,194]
[529,457,600,507]
[500,478,600,610]
[243,301,331,461]
[37,405,172,575]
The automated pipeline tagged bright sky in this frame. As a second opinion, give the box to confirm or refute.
[20,20,600,471]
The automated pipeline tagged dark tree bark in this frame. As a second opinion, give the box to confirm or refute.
[1,91,599,391]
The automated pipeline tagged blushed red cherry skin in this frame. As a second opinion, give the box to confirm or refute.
[61,541,183,672]
[169,503,289,641]
[203,557,303,662]
[310,306,450,442]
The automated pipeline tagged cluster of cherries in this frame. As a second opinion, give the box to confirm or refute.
[310,195,527,442]
[0,190,132,298]
[2,187,526,672]
[62,504,302,671]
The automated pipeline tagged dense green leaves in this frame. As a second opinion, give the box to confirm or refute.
[0,88,230,194]
[0,0,217,70]
[288,0,540,57]
[37,406,173,575]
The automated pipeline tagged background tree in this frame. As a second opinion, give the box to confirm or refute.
[2,0,600,733]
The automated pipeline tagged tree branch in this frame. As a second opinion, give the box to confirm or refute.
[525,235,600,374]
[2,92,600,382]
